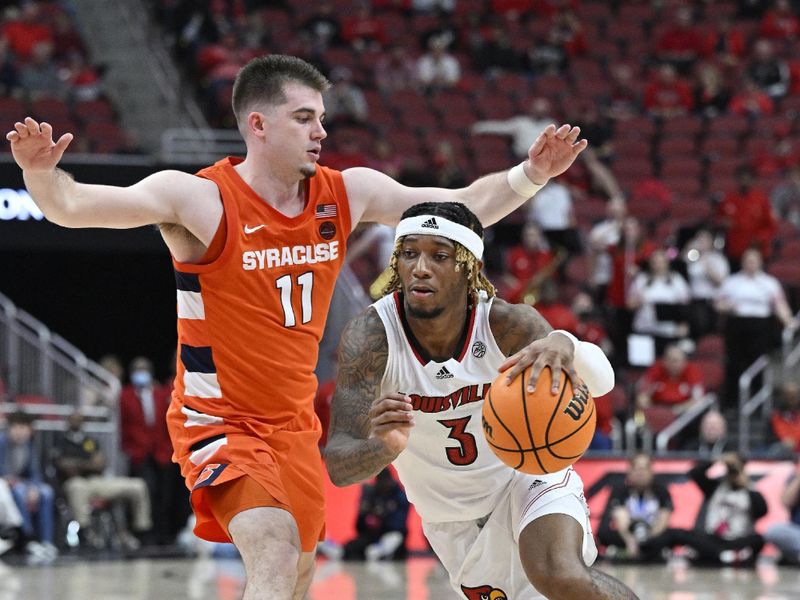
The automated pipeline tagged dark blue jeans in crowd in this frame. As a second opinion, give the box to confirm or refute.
[11,481,55,544]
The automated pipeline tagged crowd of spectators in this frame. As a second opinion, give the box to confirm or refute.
[0,1,130,153]
[0,356,188,563]
[599,451,772,567]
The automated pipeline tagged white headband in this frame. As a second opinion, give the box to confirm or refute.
[395,215,484,260]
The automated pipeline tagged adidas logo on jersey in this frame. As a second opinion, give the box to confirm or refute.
[420,217,439,229]
[435,366,454,379]
[528,479,546,491]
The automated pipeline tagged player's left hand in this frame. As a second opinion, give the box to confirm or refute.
[524,124,587,185]
[498,332,578,395]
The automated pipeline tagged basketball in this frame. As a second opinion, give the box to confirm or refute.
[481,366,596,474]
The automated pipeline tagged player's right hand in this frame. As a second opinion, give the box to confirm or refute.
[6,117,73,172]
[367,393,414,455]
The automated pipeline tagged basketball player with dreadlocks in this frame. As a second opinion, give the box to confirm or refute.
[326,203,638,600]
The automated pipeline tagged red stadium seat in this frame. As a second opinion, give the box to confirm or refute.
[694,358,724,392]
[670,198,712,222]
[644,406,677,433]
[702,137,740,158]
[770,261,800,287]
[616,139,652,159]
[477,94,517,120]
[30,97,71,121]
[662,176,702,197]
[778,238,800,260]
[661,158,702,178]
[707,115,750,137]
[658,138,698,157]
[695,335,724,359]
[707,175,739,196]
[613,159,655,185]
[660,115,704,138]
[469,134,510,155]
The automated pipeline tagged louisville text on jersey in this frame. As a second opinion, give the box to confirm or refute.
[242,241,340,270]
[402,383,491,414]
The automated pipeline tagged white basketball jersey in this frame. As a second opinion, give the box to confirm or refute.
[373,291,522,522]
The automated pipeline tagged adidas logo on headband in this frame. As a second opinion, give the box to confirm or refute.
[395,214,484,260]
[420,218,439,229]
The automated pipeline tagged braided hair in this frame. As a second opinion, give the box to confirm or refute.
[382,202,496,302]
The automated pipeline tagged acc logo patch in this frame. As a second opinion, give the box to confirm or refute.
[318,220,336,240]
[472,341,487,358]
[461,584,508,600]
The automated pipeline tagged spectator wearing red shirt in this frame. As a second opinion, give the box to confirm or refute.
[770,381,800,457]
[655,7,708,72]
[636,345,705,411]
[606,217,657,366]
[644,64,694,117]
[729,78,775,117]
[341,4,387,49]
[1,4,54,61]
[716,169,778,265]
[712,18,747,65]
[572,291,613,357]
[759,0,800,41]
[534,279,579,333]
[606,217,658,310]
[503,222,560,304]
[120,356,177,544]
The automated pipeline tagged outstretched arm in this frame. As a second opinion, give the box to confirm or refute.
[6,117,220,242]
[325,308,414,487]
[344,123,587,229]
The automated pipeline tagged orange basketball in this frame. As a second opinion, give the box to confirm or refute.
[481,366,596,474]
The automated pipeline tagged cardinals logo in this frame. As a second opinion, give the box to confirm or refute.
[461,584,508,600]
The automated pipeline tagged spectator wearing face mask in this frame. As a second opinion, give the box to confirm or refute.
[120,356,174,544]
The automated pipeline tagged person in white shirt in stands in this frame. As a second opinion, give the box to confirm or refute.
[628,249,691,357]
[588,197,627,301]
[681,228,729,338]
[716,248,797,408]
[472,97,554,159]
[527,178,582,257]
[416,35,461,91]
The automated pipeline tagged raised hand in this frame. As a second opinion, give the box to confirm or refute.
[368,393,414,456]
[524,123,587,184]
[6,117,73,172]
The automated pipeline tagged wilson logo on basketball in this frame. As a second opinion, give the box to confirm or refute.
[461,584,508,600]
[481,414,493,440]
[563,383,591,421]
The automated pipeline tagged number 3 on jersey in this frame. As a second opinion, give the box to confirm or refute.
[276,272,313,327]
[438,416,478,466]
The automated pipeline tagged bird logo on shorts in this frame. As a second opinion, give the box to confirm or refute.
[461,584,508,600]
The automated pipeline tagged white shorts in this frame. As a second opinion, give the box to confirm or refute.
[422,467,597,600]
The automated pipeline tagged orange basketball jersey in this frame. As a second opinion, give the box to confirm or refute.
[171,157,351,428]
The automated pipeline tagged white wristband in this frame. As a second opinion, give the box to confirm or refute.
[548,329,578,350]
[548,329,615,397]
[507,163,545,198]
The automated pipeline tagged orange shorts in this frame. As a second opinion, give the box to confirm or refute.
[167,400,326,552]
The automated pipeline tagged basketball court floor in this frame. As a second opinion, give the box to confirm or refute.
[3,556,799,599]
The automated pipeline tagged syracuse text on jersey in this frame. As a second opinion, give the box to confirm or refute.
[242,241,340,270]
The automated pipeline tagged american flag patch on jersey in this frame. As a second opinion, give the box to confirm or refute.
[316,204,337,218]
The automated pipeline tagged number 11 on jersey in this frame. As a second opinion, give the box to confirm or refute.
[276,272,314,327]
